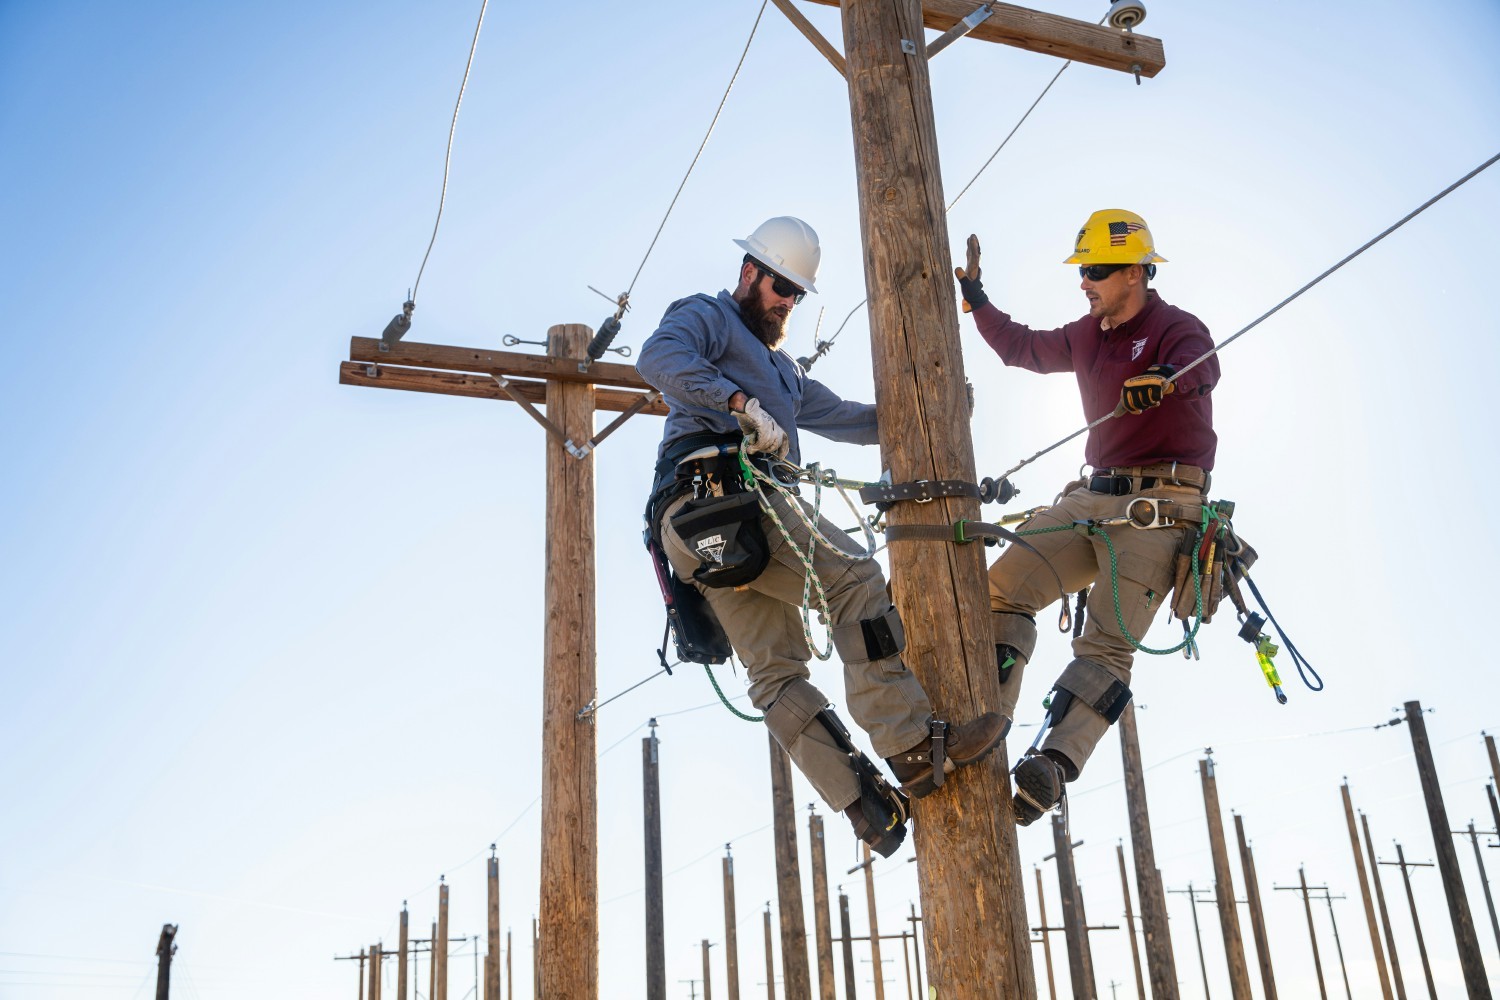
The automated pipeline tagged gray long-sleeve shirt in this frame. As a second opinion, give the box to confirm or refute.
[636,290,878,467]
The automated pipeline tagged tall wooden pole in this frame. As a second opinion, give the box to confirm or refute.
[1340,785,1392,1000]
[839,5,1030,994]
[540,323,599,998]
[1403,701,1491,997]
[1167,885,1213,1000]
[1232,815,1276,1000]
[532,917,539,1000]
[809,810,837,1000]
[644,721,665,1000]
[155,923,177,1000]
[725,847,743,1000]
[1050,812,1094,1000]
[1486,734,1500,791]
[1289,867,1329,1000]
[431,922,438,1000]
[488,852,501,1000]
[769,735,811,999]
[905,906,923,1000]
[358,948,367,1000]
[860,845,887,1000]
[1035,867,1059,1000]
[1456,821,1500,956]
[506,929,513,1000]
[765,903,779,1000]
[1316,888,1353,1000]
[437,882,450,1000]
[1383,844,1439,1000]
[1198,758,1252,1000]
[839,891,858,1000]
[398,906,409,1000]
[1119,704,1178,999]
[371,944,383,1000]
[1115,845,1146,1000]
[704,940,716,1000]
[1362,813,1408,1000]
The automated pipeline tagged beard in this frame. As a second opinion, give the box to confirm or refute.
[739,281,790,349]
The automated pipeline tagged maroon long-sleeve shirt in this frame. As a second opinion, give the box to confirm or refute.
[973,290,1220,470]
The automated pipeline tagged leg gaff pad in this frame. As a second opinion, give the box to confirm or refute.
[992,612,1038,686]
[1053,657,1132,725]
[831,605,906,664]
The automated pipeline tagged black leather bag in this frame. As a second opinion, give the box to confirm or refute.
[669,492,771,588]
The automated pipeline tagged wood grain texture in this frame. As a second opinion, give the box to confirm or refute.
[723,852,742,1000]
[840,2,1033,996]
[769,735,811,1000]
[1198,759,1253,1000]
[539,324,599,1000]
[339,362,669,416]
[807,814,837,1000]
[806,0,1165,76]
[1119,704,1179,999]
[349,337,654,392]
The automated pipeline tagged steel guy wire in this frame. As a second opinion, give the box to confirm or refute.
[410,0,491,303]
[997,149,1500,483]
[622,0,769,300]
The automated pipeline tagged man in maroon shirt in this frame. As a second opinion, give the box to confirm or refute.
[957,209,1221,825]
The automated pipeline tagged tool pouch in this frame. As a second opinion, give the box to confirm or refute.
[669,492,770,589]
[1169,503,1253,624]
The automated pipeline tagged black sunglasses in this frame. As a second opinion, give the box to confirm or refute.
[756,264,807,304]
[1079,263,1131,281]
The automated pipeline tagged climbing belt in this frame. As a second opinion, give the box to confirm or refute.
[737,446,878,662]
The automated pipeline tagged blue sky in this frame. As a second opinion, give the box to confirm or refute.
[3,1,1499,997]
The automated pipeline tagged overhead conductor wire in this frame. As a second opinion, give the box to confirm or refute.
[996,150,1500,482]
[410,0,491,303]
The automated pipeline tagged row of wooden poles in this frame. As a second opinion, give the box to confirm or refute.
[339,699,1499,999]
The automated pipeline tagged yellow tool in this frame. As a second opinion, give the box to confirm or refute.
[1255,635,1288,704]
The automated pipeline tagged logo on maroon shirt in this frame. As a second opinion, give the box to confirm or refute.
[1131,337,1148,361]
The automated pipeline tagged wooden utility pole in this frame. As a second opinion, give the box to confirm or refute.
[1313,886,1353,1000]
[765,903,779,1000]
[436,881,450,1000]
[506,929,513,1000]
[856,845,887,1000]
[1119,704,1178,999]
[808,809,837,1000]
[905,906,924,1000]
[398,905,409,1000]
[155,923,177,1000]
[1403,701,1492,997]
[1453,821,1500,955]
[1034,867,1059,1000]
[532,917,539,1000]
[337,947,369,1000]
[1231,815,1276,1000]
[1198,757,1252,1000]
[1486,733,1500,792]
[1340,784,1392,1000]
[1049,812,1095,999]
[488,850,501,1000]
[766,2,1165,994]
[839,891,858,1000]
[769,736,810,999]
[1275,868,1330,1000]
[1115,844,1146,1000]
[1362,814,1408,1000]
[704,940,716,1000]
[1380,845,1439,1000]
[1167,884,1215,1000]
[725,846,743,1000]
[431,922,438,1000]
[371,943,384,1000]
[645,720,665,1000]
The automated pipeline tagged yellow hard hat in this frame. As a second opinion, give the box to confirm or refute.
[1063,209,1167,265]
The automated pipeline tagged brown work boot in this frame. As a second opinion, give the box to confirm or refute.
[886,712,1007,799]
[1011,749,1068,826]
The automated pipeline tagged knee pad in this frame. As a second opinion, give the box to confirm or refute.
[992,612,1037,685]
[831,605,906,665]
[1050,657,1132,726]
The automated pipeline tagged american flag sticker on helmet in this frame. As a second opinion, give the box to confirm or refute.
[1108,221,1145,245]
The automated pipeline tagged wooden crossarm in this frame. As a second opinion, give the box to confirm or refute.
[339,361,669,416]
[802,0,1165,76]
[348,336,657,392]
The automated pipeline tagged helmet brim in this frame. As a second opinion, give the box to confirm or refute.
[734,237,818,293]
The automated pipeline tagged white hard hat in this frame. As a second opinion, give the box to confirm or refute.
[733,216,820,293]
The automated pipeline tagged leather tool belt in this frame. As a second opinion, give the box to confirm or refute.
[1088,461,1209,496]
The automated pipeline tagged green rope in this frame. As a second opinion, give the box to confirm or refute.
[705,663,764,721]
[1016,509,1208,657]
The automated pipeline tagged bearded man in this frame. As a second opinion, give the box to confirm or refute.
[637,217,1004,857]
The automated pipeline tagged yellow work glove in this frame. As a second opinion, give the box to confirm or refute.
[1120,364,1177,414]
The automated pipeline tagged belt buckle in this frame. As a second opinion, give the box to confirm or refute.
[1126,496,1175,529]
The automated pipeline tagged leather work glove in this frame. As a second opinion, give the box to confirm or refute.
[733,397,790,460]
[954,233,987,311]
[1120,364,1177,414]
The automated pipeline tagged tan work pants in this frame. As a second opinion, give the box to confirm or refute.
[662,489,932,809]
[989,482,1195,773]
